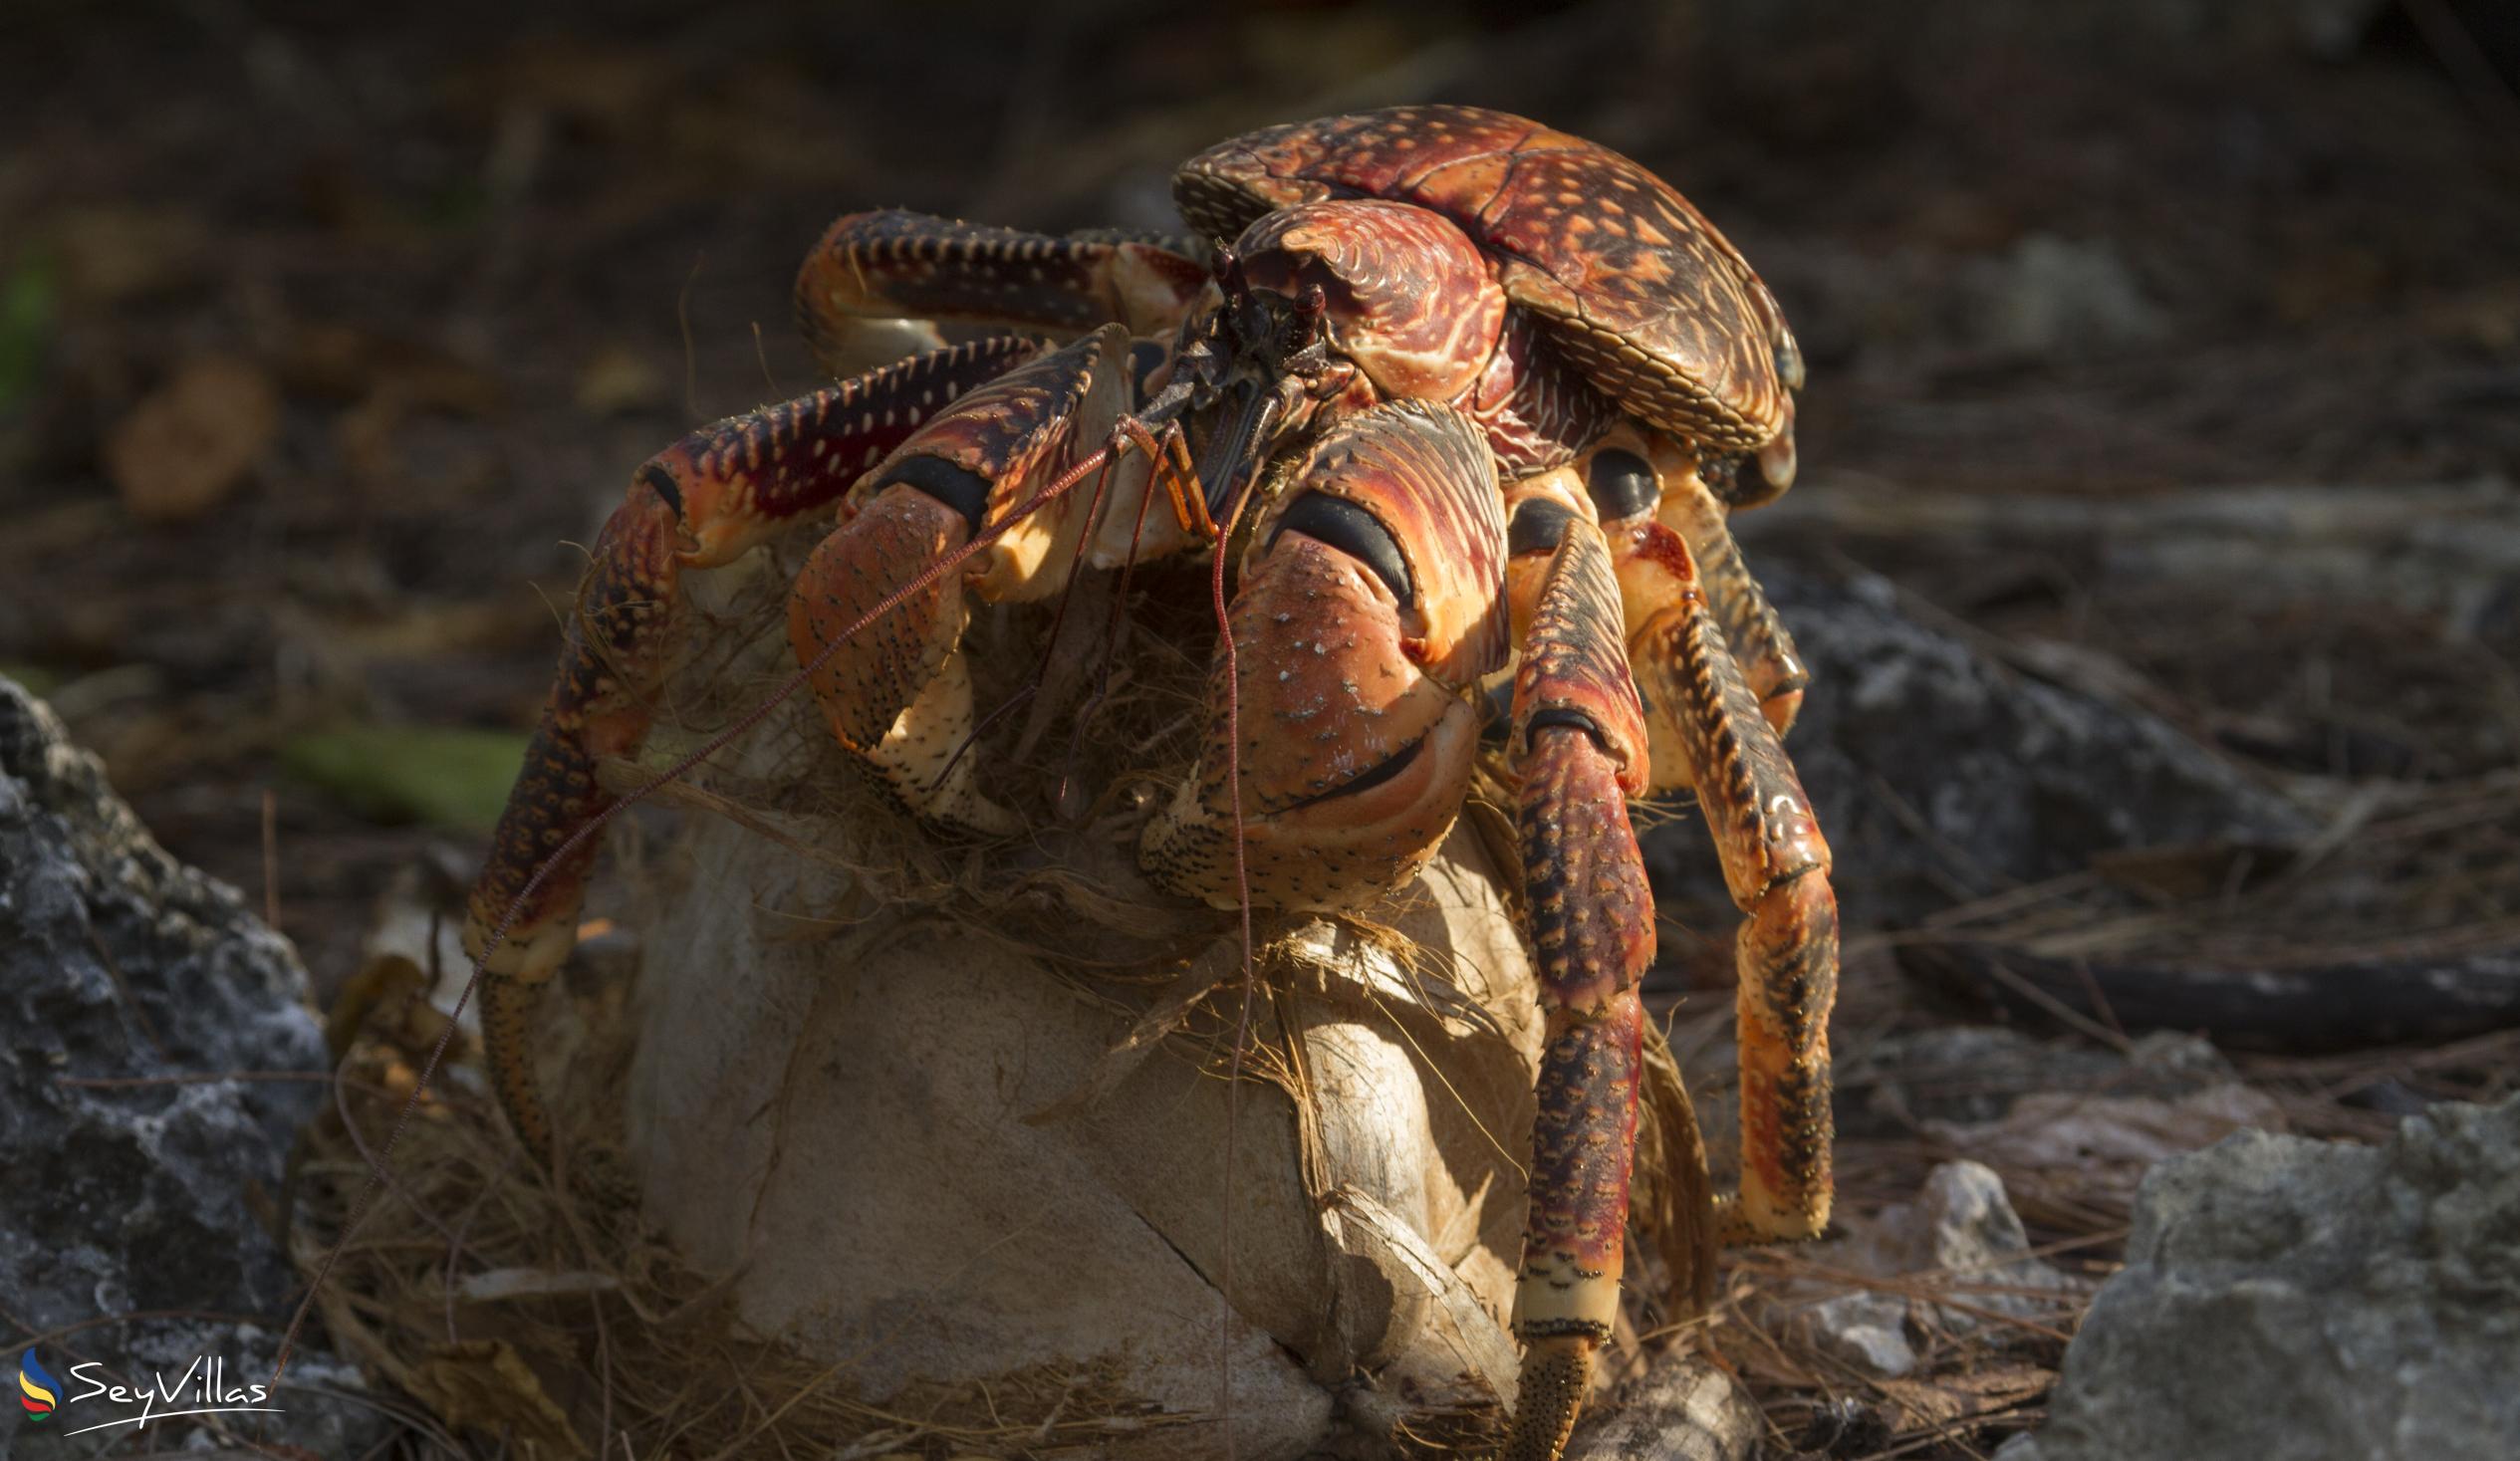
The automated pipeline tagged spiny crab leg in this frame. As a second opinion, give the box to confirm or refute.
[1660,466,1809,736]
[463,336,1043,1167]
[1503,518,1656,1461]
[797,208,1206,374]
[1615,515,1839,1245]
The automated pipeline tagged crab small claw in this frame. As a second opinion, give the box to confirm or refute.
[789,481,1017,836]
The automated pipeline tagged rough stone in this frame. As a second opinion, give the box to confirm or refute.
[1800,1291,1917,1377]
[0,674,368,1454]
[1879,1160,2079,1331]
[1846,1027,2237,1136]
[1765,1160,2075,1379]
[1975,234,2169,361]
[2000,1095,2520,1461]
[1644,564,2309,932]
[1566,1353,1761,1460]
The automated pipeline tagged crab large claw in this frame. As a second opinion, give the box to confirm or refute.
[1141,397,1507,907]
[1141,399,1665,1461]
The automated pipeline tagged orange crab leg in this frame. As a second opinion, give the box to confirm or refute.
[1502,518,1656,1461]
[464,337,1043,1164]
[1658,452,1808,735]
[796,209,1207,375]
[1612,513,1838,1245]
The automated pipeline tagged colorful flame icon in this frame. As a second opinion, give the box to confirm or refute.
[18,1348,59,1422]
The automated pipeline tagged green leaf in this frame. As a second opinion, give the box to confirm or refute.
[0,250,59,412]
[281,724,531,831]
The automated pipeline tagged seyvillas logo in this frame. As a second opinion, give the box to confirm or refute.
[13,1349,282,1437]
[18,1349,58,1422]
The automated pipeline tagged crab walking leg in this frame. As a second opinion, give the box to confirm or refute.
[789,325,1175,831]
[1502,519,1656,1461]
[464,337,1043,1164]
[1659,468,1809,736]
[796,209,1206,375]
[1614,518,1839,1244]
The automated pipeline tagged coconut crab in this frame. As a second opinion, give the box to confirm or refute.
[463,105,1836,1461]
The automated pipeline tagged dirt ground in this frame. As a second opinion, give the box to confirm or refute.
[4,1,2517,1456]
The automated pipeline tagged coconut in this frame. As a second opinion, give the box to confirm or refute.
[299,534,1709,1459]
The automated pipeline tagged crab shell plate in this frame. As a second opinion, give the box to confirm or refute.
[1176,104,1801,452]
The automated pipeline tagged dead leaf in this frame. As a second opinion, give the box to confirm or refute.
[409,1339,588,1458]
[49,204,209,305]
[106,356,282,522]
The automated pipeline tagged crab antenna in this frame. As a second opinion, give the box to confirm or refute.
[1200,455,1270,1461]
[273,424,1138,1387]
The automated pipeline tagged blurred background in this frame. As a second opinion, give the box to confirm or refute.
[2,0,2515,1017]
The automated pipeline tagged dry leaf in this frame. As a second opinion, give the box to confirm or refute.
[106,355,281,522]
[410,1339,588,1458]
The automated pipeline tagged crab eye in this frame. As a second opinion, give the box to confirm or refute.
[1586,449,1658,522]
[1270,491,1413,609]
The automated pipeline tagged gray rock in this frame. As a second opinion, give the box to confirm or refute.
[2004,1095,2520,1461]
[0,675,370,1454]
[1645,565,2309,931]
[1847,1027,2237,1135]
[1566,1353,1760,1461]
[1799,1291,1917,1377]
[1885,1160,2080,1331]
[1974,234,2168,361]
[1766,1160,2074,1379]
[1911,1159,2041,1273]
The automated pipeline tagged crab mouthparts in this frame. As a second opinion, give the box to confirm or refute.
[1197,379,1286,526]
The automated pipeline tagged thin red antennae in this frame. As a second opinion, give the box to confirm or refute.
[1208,471,1259,1461]
[273,430,1133,1385]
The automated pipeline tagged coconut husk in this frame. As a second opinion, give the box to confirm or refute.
[293,520,1712,1459]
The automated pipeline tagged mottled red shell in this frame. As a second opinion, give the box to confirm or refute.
[1176,105,1801,451]
[1233,198,1507,404]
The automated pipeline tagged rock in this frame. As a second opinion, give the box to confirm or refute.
[1566,1353,1760,1461]
[0,674,369,1454]
[1923,1083,2291,1219]
[1910,1159,2039,1274]
[1644,565,2309,932]
[1879,1160,2079,1332]
[1800,1291,1917,1377]
[2001,1095,2520,1461]
[1764,1160,2074,1379]
[1974,234,2168,361]
[1846,1027,2237,1136]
